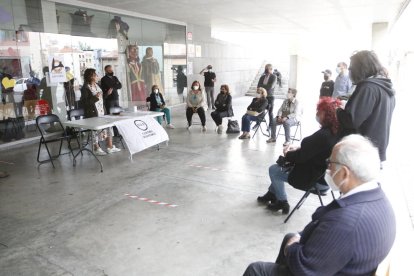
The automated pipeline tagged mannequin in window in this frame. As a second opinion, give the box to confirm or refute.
[141,47,163,96]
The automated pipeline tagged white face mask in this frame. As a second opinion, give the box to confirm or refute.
[208,69,212,72]
[324,168,345,191]
[287,93,293,100]
[336,67,341,74]
[193,86,199,90]
[256,93,262,98]
[154,89,159,93]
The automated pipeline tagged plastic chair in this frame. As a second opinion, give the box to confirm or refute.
[251,110,270,138]
[284,174,335,223]
[36,114,75,168]
[276,120,302,143]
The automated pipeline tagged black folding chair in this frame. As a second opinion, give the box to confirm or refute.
[276,120,302,143]
[284,174,336,223]
[36,114,75,168]
[251,110,270,138]
[68,108,90,151]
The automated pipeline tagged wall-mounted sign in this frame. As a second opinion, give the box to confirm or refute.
[187,32,193,41]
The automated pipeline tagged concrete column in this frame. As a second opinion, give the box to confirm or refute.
[289,55,298,89]
[41,1,58,33]
[372,22,389,64]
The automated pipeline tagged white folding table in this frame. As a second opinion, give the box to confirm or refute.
[62,111,164,172]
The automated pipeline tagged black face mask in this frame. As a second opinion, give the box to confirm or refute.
[107,72,114,76]
[324,75,329,81]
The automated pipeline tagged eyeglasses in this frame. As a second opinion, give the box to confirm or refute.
[325,158,346,167]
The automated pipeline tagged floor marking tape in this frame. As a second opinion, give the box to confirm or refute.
[0,160,14,165]
[124,194,178,208]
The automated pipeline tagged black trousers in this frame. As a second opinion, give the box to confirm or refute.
[186,107,206,126]
[104,99,120,115]
[266,96,275,127]
[243,233,296,276]
[211,110,229,126]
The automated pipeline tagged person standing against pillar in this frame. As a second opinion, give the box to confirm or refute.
[257,64,276,129]
[199,65,216,110]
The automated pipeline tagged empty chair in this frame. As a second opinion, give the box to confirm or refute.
[36,114,75,168]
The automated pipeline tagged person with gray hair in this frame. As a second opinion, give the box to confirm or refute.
[333,61,353,100]
[244,134,396,276]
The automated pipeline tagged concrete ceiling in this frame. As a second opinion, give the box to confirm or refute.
[67,0,407,36]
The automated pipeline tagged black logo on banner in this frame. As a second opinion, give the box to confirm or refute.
[134,120,148,131]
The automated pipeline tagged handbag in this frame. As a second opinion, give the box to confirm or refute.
[276,155,294,172]
[246,110,259,116]
[226,119,240,134]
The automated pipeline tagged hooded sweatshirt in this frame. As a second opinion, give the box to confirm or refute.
[341,77,395,161]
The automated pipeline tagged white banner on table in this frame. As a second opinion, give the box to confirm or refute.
[114,116,169,155]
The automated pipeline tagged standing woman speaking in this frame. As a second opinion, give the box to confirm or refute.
[80,68,121,156]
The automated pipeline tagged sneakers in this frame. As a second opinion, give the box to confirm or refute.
[107,145,121,154]
[94,147,107,156]
[217,125,223,134]
[283,141,291,146]
[166,124,175,129]
[266,138,276,143]
[267,200,290,214]
[202,126,207,132]
[187,124,192,130]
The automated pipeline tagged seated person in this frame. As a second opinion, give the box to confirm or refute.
[211,84,234,134]
[186,80,207,131]
[239,87,268,139]
[257,97,341,213]
[267,88,300,145]
[149,84,174,129]
[244,134,396,276]
[80,68,121,156]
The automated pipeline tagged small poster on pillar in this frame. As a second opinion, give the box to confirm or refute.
[48,55,66,83]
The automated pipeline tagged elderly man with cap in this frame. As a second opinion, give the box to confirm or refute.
[243,134,396,276]
[319,69,334,98]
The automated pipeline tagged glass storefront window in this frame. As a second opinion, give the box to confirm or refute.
[0,0,186,145]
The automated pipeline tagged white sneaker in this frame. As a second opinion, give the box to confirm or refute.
[217,125,223,134]
[187,124,192,130]
[166,124,175,129]
[202,126,207,132]
[94,147,107,156]
[107,145,121,154]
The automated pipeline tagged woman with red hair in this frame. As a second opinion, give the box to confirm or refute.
[257,97,341,214]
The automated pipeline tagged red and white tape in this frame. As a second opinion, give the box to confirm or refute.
[124,194,178,208]
[188,164,228,172]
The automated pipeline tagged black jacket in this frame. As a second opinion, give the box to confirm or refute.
[247,97,268,113]
[285,127,339,190]
[149,92,165,111]
[100,74,122,102]
[80,84,100,118]
[257,73,276,96]
[337,77,395,161]
[214,93,234,116]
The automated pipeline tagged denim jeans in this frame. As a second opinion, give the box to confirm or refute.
[270,117,297,140]
[268,163,289,201]
[156,107,171,124]
[241,114,259,132]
